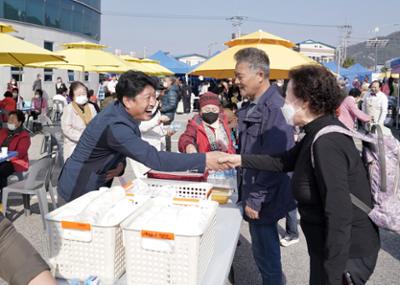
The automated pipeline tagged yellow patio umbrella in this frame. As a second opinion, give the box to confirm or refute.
[120,55,173,76]
[191,30,317,79]
[119,55,157,75]
[28,42,132,73]
[140,58,174,76]
[0,22,65,66]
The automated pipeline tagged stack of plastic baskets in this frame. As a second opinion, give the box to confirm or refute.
[45,190,149,285]
[121,197,218,285]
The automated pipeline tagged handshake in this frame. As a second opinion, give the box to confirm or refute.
[205,151,242,171]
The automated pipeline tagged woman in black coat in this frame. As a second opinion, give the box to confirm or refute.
[220,65,380,285]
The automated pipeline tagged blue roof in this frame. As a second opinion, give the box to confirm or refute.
[149,50,191,74]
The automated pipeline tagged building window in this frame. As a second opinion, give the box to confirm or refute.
[44,41,53,51]
[44,68,53,81]
[26,0,44,25]
[68,70,75,82]
[43,41,53,81]
[11,67,23,82]
[60,0,73,32]
[84,72,89,82]
[3,0,25,22]
[45,0,61,28]
[72,3,84,36]
[1,0,100,40]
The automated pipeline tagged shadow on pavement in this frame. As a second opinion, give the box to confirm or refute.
[379,229,400,261]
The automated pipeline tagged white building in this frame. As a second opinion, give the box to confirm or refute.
[0,0,101,101]
[296,39,336,63]
[175,53,208,67]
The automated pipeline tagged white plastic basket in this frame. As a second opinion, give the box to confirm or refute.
[128,178,213,200]
[121,197,218,285]
[45,191,149,285]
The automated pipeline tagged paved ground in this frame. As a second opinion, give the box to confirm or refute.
[1,113,399,285]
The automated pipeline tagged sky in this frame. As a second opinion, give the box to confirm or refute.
[101,0,400,58]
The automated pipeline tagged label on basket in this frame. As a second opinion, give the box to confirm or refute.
[122,181,134,190]
[173,197,200,204]
[61,221,91,231]
[141,230,175,240]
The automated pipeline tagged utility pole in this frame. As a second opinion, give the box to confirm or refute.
[334,24,353,78]
[226,16,247,38]
[343,25,352,61]
[336,24,352,72]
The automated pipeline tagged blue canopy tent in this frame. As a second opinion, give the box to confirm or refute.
[342,63,372,83]
[387,57,400,73]
[322,62,349,76]
[149,50,191,74]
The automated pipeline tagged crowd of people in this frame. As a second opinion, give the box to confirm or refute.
[0,45,398,285]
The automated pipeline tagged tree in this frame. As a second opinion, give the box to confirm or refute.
[342,58,355,68]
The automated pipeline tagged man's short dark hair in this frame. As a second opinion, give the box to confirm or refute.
[116,71,157,102]
[8,110,25,124]
[234,47,270,78]
[370,80,382,88]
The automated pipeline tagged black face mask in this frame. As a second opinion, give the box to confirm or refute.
[202,112,219,124]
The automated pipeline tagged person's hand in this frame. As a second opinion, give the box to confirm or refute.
[160,115,170,123]
[245,205,259,219]
[186,144,198,153]
[105,162,124,181]
[167,129,176,136]
[206,151,230,171]
[218,154,242,168]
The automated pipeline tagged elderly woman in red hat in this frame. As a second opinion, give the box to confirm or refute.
[178,92,235,154]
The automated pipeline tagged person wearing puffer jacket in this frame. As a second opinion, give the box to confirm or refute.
[160,76,179,151]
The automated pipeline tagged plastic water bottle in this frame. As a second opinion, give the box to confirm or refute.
[68,279,81,285]
[170,121,182,132]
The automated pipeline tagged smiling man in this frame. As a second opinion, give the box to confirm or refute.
[58,71,224,203]
[234,48,296,285]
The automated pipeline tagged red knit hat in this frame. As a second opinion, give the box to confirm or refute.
[199,92,221,109]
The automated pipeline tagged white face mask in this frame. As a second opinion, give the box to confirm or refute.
[75,95,88,105]
[281,103,299,126]
[7,123,16,131]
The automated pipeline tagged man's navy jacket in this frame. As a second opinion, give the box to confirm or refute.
[58,101,205,202]
[238,85,296,224]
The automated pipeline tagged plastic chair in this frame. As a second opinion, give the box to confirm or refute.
[41,126,64,165]
[7,172,31,216]
[2,155,52,228]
